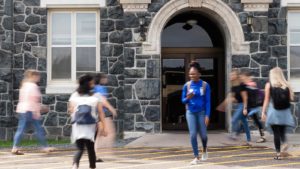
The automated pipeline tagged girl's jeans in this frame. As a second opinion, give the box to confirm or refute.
[13,111,47,148]
[231,103,251,142]
[186,110,207,157]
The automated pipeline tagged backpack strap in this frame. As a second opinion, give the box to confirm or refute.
[185,81,191,110]
[202,80,207,96]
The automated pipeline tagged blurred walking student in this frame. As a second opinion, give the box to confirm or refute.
[68,74,107,169]
[229,69,251,145]
[181,62,211,165]
[239,71,266,143]
[261,67,295,160]
[12,69,53,155]
[93,73,117,162]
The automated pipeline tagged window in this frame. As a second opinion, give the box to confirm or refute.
[47,10,99,93]
[288,11,300,91]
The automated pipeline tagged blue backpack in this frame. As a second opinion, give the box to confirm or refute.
[72,104,96,125]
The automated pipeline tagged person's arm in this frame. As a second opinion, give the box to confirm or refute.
[261,83,271,121]
[97,102,107,136]
[181,84,190,104]
[205,84,211,126]
[100,95,117,117]
[241,90,248,116]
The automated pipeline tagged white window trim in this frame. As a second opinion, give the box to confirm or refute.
[46,9,100,94]
[287,9,300,92]
[41,0,106,8]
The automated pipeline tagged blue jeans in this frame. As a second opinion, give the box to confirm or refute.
[231,103,251,142]
[186,110,207,157]
[13,112,47,148]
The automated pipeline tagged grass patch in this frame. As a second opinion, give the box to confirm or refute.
[0,139,70,148]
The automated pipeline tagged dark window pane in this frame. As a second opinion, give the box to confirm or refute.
[290,46,300,68]
[52,47,71,79]
[76,47,96,72]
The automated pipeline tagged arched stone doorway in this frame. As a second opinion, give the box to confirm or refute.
[141,0,250,131]
[161,11,225,130]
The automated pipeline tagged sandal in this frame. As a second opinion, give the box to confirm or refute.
[11,149,24,155]
[274,153,282,160]
[256,137,266,143]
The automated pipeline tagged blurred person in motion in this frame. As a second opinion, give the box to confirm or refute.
[261,67,295,160]
[12,69,53,155]
[182,61,211,165]
[93,73,117,162]
[229,69,251,146]
[69,74,107,169]
[239,70,266,143]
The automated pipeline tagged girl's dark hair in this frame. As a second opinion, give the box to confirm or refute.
[94,73,107,85]
[77,74,94,95]
[189,61,201,73]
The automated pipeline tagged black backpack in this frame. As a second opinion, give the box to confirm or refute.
[270,86,291,110]
[245,85,264,108]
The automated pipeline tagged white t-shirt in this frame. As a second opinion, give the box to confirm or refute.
[69,92,101,143]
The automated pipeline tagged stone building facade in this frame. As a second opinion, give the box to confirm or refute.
[0,0,300,140]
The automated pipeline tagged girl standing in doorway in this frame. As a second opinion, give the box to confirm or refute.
[261,67,295,160]
[182,62,211,165]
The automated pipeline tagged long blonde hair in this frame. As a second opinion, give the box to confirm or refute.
[20,69,40,87]
[269,67,294,100]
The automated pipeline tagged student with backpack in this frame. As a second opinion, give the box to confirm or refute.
[69,74,107,169]
[239,71,266,143]
[261,67,295,160]
[181,62,211,165]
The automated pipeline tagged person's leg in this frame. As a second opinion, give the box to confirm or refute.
[32,118,48,148]
[231,104,244,136]
[73,139,85,167]
[271,125,281,154]
[197,112,208,160]
[12,113,29,150]
[278,125,286,143]
[186,111,199,158]
[241,115,251,142]
[86,140,96,169]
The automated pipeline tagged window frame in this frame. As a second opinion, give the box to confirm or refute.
[288,10,300,92]
[46,9,100,94]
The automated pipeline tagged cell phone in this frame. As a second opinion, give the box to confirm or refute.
[188,89,194,95]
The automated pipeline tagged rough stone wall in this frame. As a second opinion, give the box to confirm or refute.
[0,0,14,140]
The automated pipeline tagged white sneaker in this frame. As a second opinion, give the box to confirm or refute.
[190,158,200,165]
[201,152,208,161]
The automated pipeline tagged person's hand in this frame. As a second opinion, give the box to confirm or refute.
[111,110,117,119]
[186,92,195,100]
[261,113,266,122]
[205,116,210,126]
[100,127,108,137]
[243,109,248,116]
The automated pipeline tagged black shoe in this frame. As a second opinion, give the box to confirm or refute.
[96,158,104,162]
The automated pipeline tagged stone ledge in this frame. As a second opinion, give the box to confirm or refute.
[119,0,151,12]
[41,0,106,8]
[241,0,272,12]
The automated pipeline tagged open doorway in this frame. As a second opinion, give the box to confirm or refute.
[161,11,226,131]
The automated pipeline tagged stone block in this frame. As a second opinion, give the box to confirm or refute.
[14,2,25,14]
[46,127,62,136]
[113,45,123,56]
[232,55,250,68]
[0,50,11,69]
[268,35,280,46]
[30,24,47,33]
[124,69,145,78]
[107,75,119,86]
[3,17,13,30]
[63,125,71,136]
[148,3,164,12]
[278,57,287,69]
[14,22,30,32]
[116,20,124,30]
[123,114,134,131]
[109,61,124,74]
[55,102,68,112]
[124,48,134,67]
[135,122,154,133]
[100,20,114,32]
[44,112,58,126]
[0,102,6,116]
[135,79,160,100]
[123,100,141,114]
[24,52,37,69]
[32,46,46,58]
[251,52,270,65]
[124,85,132,99]
[25,34,37,42]
[56,95,70,102]
[0,69,12,83]
[100,33,108,42]
[24,0,40,6]
[260,33,268,51]
[124,13,139,28]
[113,87,124,99]
[136,60,145,67]
[109,31,124,44]
[147,60,159,78]
[272,46,287,57]
[25,14,40,25]
[144,106,160,122]
[101,44,113,56]
[33,8,47,15]
[108,6,123,19]
[0,82,7,93]
[252,17,268,32]
[268,19,287,35]
[123,29,132,42]
[42,95,55,105]
[38,58,46,71]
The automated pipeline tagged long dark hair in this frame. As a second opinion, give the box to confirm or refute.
[189,61,201,73]
[94,72,107,85]
[77,74,94,95]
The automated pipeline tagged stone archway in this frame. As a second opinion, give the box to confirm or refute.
[142,0,250,55]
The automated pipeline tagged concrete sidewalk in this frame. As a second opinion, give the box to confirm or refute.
[126,131,300,152]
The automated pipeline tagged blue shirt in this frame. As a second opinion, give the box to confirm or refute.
[181,80,211,117]
[94,85,110,116]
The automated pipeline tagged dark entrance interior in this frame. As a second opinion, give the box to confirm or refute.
[161,11,225,130]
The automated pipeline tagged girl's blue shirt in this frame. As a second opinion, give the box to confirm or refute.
[181,80,211,117]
